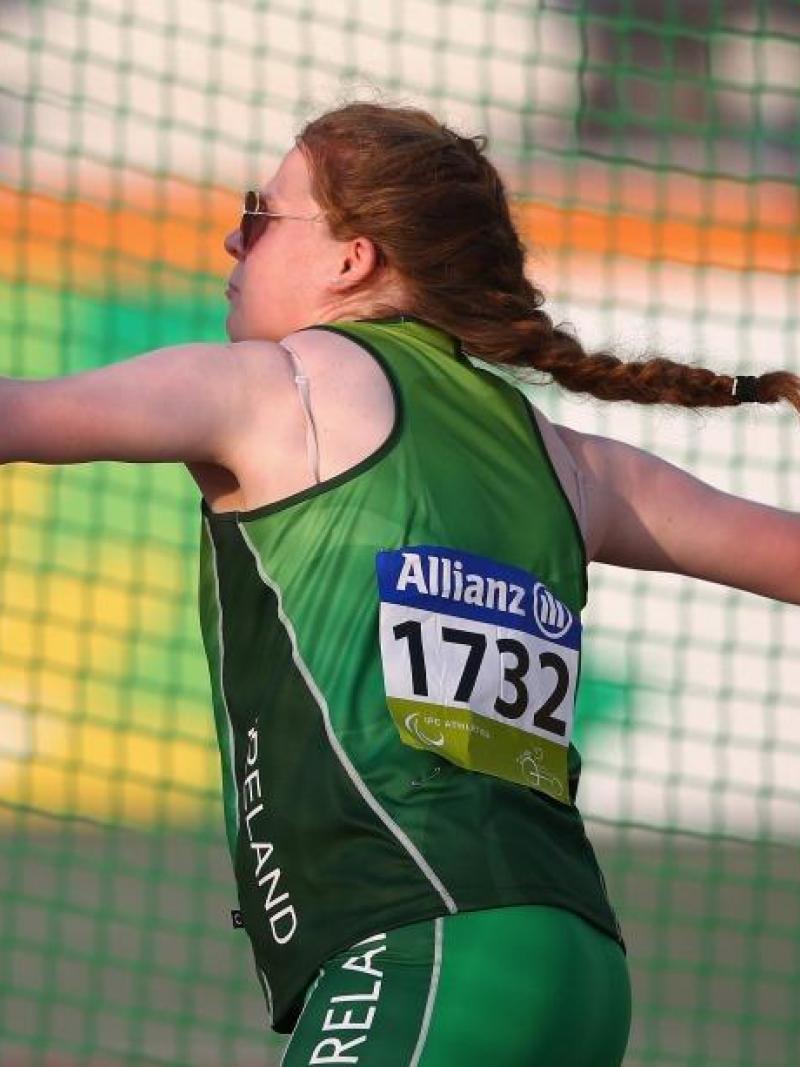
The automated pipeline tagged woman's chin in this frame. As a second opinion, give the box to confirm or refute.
[225,309,243,342]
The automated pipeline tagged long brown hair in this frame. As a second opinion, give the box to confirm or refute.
[298,101,799,415]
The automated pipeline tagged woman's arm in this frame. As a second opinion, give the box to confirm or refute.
[557,423,800,606]
[0,341,285,466]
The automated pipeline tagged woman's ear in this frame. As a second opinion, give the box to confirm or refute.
[333,236,383,290]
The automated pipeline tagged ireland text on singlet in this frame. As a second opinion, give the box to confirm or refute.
[197,318,623,1034]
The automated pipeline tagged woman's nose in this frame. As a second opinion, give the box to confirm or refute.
[224,228,243,260]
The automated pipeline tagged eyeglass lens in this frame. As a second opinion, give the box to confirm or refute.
[241,190,268,253]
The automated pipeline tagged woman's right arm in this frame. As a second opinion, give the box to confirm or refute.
[0,340,288,468]
[556,424,800,606]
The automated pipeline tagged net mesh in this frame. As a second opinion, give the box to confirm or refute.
[1,2,799,1064]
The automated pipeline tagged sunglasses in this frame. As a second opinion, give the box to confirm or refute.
[239,190,324,254]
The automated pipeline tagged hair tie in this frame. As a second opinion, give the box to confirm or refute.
[731,375,760,404]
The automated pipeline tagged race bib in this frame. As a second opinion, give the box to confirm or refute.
[376,546,580,804]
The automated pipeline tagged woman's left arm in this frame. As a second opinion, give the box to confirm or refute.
[557,424,800,606]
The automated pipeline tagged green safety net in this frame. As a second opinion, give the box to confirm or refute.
[1,2,798,1064]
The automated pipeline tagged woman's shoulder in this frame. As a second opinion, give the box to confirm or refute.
[279,326,396,416]
[228,327,394,426]
[274,326,396,478]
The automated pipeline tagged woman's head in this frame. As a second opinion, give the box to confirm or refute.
[223,100,523,345]
[223,138,409,342]
[296,103,535,354]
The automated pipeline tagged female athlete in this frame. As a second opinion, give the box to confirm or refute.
[3,102,798,1066]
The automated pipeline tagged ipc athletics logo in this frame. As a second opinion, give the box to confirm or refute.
[533,583,573,640]
[404,711,445,748]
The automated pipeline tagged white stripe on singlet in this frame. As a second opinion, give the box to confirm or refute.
[280,341,321,485]
[409,916,444,1066]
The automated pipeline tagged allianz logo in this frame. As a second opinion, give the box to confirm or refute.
[395,551,575,638]
[533,583,573,640]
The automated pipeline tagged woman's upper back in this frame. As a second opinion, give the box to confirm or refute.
[213,322,595,554]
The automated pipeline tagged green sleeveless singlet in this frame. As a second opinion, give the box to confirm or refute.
[197,317,624,1034]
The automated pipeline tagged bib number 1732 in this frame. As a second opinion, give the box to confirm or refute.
[393,619,569,737]
[377,546,581,803]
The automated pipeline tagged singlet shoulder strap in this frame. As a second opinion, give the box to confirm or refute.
[280,340,321,485]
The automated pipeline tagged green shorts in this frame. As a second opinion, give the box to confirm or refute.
[280,904,631,1066]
